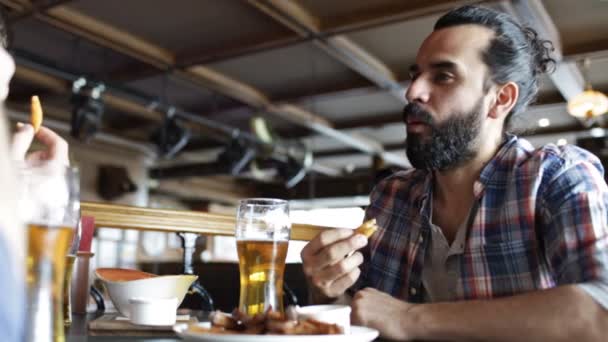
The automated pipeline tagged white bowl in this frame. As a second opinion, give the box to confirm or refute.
[295,304,352,334]
[129,297,178,326]
[96,268,197,318]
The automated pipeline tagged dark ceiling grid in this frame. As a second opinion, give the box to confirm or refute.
[1,0,607,178]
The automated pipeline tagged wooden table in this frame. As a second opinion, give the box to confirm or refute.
[67,311,205,341]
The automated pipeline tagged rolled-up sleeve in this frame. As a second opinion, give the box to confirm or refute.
[541,150,608,302]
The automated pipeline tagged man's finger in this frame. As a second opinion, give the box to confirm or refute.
[35,126,69,165]
[302,228,355,259]
[313,234,367,269]
[326,267,361,299]
[10,123,35,160]
[313,251,364,284]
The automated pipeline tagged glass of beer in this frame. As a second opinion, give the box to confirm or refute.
[236,198,290,316]
[18,164,80,342]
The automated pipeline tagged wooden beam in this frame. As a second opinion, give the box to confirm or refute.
[176,32,301,68]
[6,100,153,141]
[563,38,608,63]
[13,63,165,122]
[106,62,165,84]
[151,0,498,75]
[178,67,270,108]
[0,0,26,11]
[42,6,175,67]
[245,0,320,35]
[5,104,156,155]
[247,0,406,103]
[13,64,71,91]
[503,0,585,101]
[102,93,163,123]
[7,0,73,22]
[322,0,493,35]
[81,201,329,241]
[19,3,411,165]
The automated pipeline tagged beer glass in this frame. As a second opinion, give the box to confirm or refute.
[236,198,290,316]
[18,164,80,342]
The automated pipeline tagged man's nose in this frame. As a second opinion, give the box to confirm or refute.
[405,77,430,104]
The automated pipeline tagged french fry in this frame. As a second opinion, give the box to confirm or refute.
[30,95,43,133]
[355,218,379,238]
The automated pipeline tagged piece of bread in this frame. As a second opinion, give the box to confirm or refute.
[30,95,43,133]
[355,218,378,238]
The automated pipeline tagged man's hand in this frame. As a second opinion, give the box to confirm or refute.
[11,123,69,166]
[351,287,419,340]
[301,229,367,303]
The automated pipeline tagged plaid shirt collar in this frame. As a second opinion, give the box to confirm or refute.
[414,134,518,219]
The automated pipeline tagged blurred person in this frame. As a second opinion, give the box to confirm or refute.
[0,11,69,342]
[301,5,608,341]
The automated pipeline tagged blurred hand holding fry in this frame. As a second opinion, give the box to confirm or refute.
[355,219,378,238]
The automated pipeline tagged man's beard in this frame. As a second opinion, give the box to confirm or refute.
[403,99,483,171]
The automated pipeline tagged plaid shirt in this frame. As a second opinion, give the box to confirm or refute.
[350,135,608,302]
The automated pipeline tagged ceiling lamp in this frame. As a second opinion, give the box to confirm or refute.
[567,59,608,119]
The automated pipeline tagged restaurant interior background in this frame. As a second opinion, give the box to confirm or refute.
[3,0,608,309]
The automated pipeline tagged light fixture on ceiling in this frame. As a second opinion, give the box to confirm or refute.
[538,118,550,128]
[151,107,190,158]
[70,77,105,142]
[567,59,608,119]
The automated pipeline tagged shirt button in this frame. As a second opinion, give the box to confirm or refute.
[410,287,417,296]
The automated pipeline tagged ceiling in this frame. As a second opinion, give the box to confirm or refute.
[2,0,608,204]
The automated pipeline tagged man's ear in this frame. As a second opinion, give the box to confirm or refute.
[489,82,518,119]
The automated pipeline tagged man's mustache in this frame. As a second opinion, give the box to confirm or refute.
[402,103,434,126]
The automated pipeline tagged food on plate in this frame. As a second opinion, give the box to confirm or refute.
[355,218,378,238]
[187,307,343,335]
[30,95,43,133]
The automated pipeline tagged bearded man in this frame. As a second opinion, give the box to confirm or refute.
[301,5,608,341]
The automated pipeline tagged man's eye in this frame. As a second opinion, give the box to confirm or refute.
[434,73,453,82]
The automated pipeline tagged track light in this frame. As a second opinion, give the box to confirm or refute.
[70,77,105,142]
[151,107,190,158]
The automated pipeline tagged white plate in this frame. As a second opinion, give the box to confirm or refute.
[173,323,379,342]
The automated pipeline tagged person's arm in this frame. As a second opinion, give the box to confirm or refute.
[419,285,606,341]
[352,285,607,341]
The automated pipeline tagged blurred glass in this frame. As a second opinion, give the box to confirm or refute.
[235,198,291,315]
[18,165,80,342]
[63,220,81,326]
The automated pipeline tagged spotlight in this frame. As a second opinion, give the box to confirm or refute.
[70,77,105,142]
[277,142,313,188]
[151,107,190,158]
[218,137,256,175]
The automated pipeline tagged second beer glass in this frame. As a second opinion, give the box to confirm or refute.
[19,165,80,342]
[236,199,290,316]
